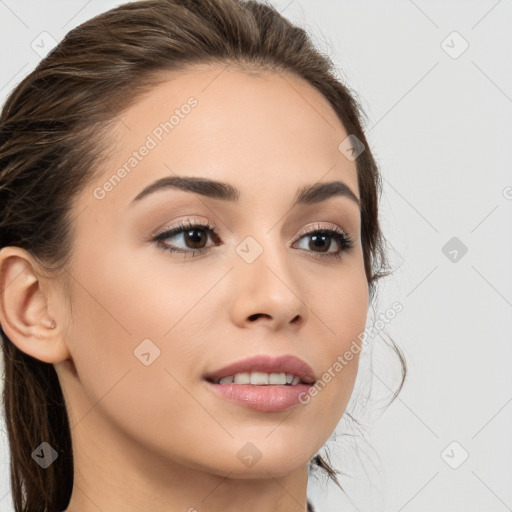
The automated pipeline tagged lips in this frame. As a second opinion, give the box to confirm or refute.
[204,354,317,385]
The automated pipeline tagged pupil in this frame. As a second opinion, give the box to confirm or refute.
[311,234,329,252]
[186,229,206,249]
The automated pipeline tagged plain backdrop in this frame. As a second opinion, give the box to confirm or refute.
[0,1,511,511]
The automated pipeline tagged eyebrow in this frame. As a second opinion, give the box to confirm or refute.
[128,176,360,209]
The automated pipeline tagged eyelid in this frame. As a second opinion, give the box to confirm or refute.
[294,221,351,241]
[151,219,351,242]
[150,217,214,240]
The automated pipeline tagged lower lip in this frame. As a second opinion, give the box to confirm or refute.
[204,381,313,412]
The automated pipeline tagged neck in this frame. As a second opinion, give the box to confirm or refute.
[63,411,311,512]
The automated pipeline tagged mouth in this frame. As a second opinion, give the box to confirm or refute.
[203,353,317,386]
[203,354,317,412]
[205,371,314,386]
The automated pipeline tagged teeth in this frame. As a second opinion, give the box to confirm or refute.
[234,372,250,384]
[250,372,269,385]
[217,372,302,385]
[269,373,285,385]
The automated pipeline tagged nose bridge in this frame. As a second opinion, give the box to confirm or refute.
[236,226,290,285]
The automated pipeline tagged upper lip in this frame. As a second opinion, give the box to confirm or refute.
[204,354,317,384]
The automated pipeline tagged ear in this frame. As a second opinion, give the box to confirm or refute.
[0,246,71,364]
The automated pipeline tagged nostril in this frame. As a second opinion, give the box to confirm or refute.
[248,313,270,321]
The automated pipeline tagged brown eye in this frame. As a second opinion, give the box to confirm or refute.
[177,227,208,250]
[293,224,354,260]
[152,220,353,261]
[153,220,220,256]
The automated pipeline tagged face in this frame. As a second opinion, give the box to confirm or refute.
[55,65,369,479]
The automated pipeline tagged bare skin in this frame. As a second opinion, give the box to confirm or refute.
[0,64,368,512]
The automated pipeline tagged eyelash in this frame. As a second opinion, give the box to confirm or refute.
[152,220,354,260]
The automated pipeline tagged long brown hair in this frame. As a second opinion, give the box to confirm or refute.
[0,0,406,510]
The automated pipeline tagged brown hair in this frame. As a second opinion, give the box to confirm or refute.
[0,0,406,510]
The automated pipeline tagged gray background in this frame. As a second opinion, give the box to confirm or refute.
[0,1,511,511]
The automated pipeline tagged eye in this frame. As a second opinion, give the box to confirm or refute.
[152,219,220,257]
[152,219,354,260]
[293,222,354,260]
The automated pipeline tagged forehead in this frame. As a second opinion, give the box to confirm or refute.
[81,64,359,214]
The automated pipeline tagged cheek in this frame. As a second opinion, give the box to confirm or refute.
[301,265,368,429]
[63,273,210,460]
[65,257,195,384]
[64,243,211,410]
[311,261,369,352]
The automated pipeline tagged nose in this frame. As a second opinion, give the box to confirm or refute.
[229,238,309,330]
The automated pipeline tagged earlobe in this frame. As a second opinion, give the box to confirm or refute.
[0,246,70,364]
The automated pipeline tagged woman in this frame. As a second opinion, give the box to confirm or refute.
[0,0,406,510]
